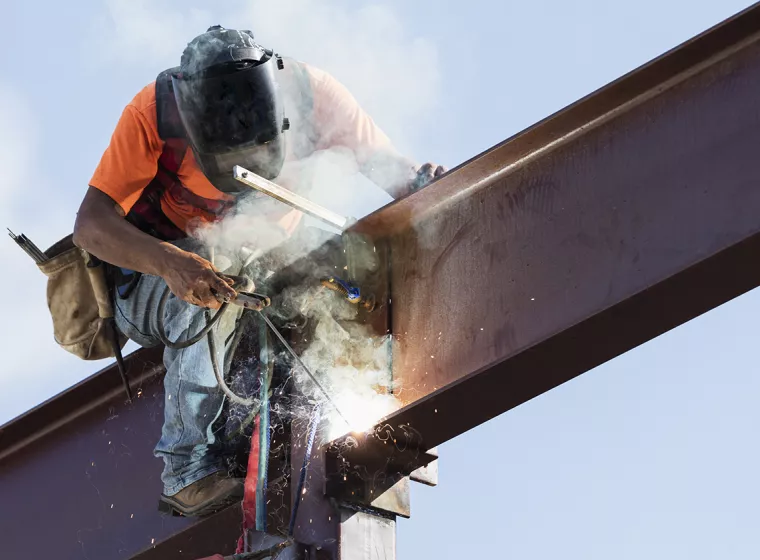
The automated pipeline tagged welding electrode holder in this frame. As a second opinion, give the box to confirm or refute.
[214,273,271,311]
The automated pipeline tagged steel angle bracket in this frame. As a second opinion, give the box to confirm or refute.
[323,427,437,518]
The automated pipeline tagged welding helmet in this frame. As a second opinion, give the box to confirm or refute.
[172,25,288,195]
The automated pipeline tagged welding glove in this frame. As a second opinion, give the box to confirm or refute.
[409,162,447,193]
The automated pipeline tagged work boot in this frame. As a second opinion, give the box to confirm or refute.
[158,472,244,517]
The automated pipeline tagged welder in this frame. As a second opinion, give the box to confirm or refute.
[73,25,445,517]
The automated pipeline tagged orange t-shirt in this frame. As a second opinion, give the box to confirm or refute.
[89,62,404,236]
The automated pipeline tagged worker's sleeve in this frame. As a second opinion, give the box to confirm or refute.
[89,103,163,214]
[306,65,418,197]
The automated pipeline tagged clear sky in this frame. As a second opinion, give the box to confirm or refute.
[2,0,759,558]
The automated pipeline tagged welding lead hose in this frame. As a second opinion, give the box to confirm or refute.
[156,284,230,349]
[155,284,256,406]
[225,311,254,377]
[206,309,256,407]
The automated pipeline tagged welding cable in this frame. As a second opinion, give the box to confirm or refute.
[256,318,272,532]
[156,284,230,350]
[153,265,262,406]
[288,403,322,537]
[224,310,255,377]
[206,309,256,407]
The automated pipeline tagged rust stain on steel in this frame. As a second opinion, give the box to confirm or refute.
[354,3,760,444]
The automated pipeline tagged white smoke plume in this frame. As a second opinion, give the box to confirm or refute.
[161,0,443,438]
[193,158,402,441]
[74,0,440,438]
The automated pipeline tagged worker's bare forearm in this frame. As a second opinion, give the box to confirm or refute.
[73,186,183,277]
[74,186,237,309]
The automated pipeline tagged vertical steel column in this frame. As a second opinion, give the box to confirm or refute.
[339,510,396,560]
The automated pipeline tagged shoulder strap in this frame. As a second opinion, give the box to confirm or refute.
[155,67,186,140]
[154,68,188,174]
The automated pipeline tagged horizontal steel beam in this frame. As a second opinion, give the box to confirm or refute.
[0,348,244,560]
[5,4,760,558]
[351,1,760,449]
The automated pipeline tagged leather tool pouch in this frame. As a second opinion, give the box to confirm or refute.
[38,234,127,360]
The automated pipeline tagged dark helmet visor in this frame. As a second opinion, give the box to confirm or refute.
[172,55,286,192]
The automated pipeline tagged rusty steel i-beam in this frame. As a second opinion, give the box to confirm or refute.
[350,1,760,452]
[4,3,760,558]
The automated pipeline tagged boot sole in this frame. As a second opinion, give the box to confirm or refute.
[158,492,242,517]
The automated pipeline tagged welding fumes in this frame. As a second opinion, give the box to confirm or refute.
[222,164,398,441]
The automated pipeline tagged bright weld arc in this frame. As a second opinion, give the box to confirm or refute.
[256,310,352,429]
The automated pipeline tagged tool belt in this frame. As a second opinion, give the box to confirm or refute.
[37,234,127,360]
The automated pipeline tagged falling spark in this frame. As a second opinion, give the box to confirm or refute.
[435,409,438,413]
[130,514,134,519]
[111,504,114,509]
[151,539,155,545]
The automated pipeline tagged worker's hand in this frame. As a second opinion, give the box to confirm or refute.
[397,162,447,198]
[161,250,238,309]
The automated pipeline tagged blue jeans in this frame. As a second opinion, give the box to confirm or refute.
[114,244,245,496]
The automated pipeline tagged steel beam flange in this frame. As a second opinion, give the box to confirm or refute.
[323,428,437,518]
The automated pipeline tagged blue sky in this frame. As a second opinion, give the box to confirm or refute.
[2,0,759,558]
